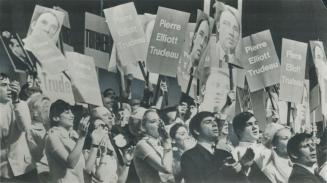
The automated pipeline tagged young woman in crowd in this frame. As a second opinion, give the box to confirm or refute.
[169,123,195,183]
[133,109,174,183]
[262,127,293,183]
[45,99,91,183]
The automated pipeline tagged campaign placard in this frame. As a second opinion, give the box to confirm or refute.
[243,30,280,92]
[104,2,146,73]
[146,7,190,77]
[309,41,327,117]
[39,70,75,105]
[84,12,113,70]
[26,5,65,43]
[279,38,307,103]
[25,31,68,74]
[66,52,103,106]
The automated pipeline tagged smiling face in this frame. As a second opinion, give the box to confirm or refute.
[55,109,75,129]
[190,20,210,64]
[31,12,60,39]
[240,116,259,142]
[217,10,240,52]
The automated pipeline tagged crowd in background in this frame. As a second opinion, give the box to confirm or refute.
[0,71,327,183]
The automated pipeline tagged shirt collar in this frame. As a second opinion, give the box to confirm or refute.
[50,126,70,138]
[238,141,256,147]
[198,141,215,155]
[294,163,316,174]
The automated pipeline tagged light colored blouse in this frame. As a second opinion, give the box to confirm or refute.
[45,126,85,183]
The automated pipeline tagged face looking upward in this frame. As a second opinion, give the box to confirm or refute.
[296,138,317,167]
[143,111,161,138]
[198,116,219,141]
[240,116,259,142]
[274,128,291,157]
[0,77,11,104]
[217,10,240,52]
[191,20,210,64]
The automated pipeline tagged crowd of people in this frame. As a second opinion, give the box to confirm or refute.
[0,71,327,183]
[0,1,327,183]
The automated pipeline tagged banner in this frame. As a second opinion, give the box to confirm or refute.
[104,2,146,77]
[146,7,190,77]
[26,5,65,43]
[84,12,113,70]
[25,31,68,74]
[39,70,75,105]
[309,41,327,117]
[66,52,103,106]
[243,30,280,92]
[279,38,307,103]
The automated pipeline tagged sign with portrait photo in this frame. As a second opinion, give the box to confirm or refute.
[25,5,65,44]
[0,31,34,73]
[25,31,68,74]
[310,41,327,117]
[211,1,243,68]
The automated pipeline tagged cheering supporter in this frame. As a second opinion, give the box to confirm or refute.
[287,133,323,183]
[103,88,119,115]
[0,73,37,182]
[169,123,195,182]
[231,111,272,183]
[262,127,293,183]
[44,99,90,183]
[25,93,51,182]
[181,111,244,183]
[133,109,174,183]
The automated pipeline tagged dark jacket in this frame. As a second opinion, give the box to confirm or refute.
[181,144,245,183]
[288,164,323,183]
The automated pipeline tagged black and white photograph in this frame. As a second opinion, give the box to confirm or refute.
[1,0,327,183]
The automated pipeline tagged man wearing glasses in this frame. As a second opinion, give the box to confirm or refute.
[287,133,323,183]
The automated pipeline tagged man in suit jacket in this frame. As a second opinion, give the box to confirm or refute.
[287,133,324,183]
[181,111,244,183]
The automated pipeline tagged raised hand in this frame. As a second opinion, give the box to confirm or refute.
[91,128,106,146]
[78,116,90,137]
[9,80,21,102]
